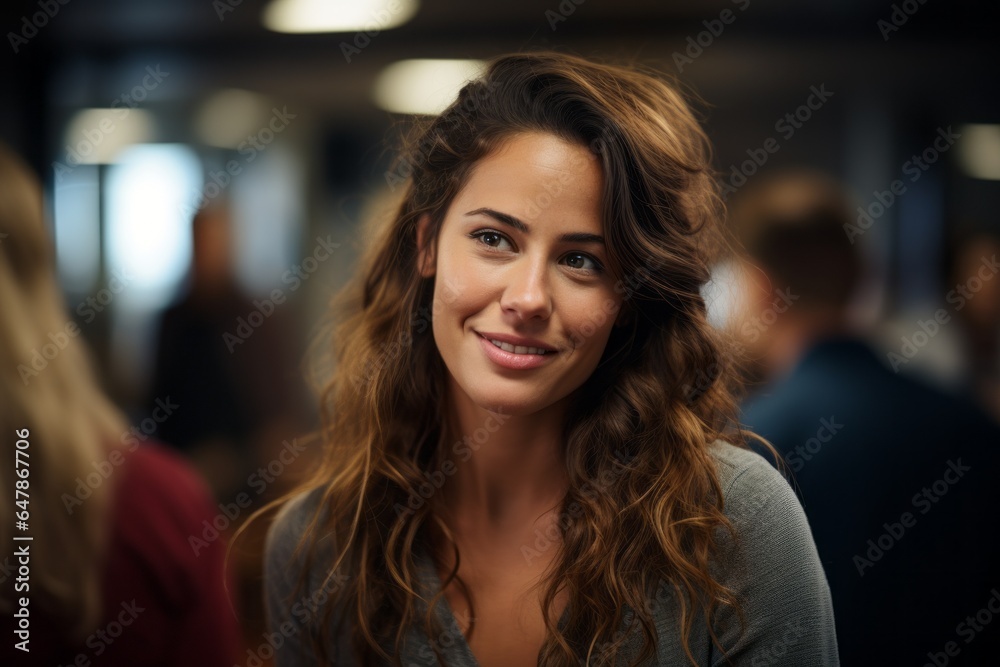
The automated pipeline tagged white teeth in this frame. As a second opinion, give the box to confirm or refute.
[489,339,548,355]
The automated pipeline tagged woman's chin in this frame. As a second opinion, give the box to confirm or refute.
[464,386,570,420]
[471,396,535,418]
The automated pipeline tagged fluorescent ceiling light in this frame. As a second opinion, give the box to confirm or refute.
[195,88,272,149]
[957,124,1000,181]
[263,0,418,33]
[374,59,487,115]
[62,108,155,165]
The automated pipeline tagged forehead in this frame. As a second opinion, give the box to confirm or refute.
[450,132,605,232]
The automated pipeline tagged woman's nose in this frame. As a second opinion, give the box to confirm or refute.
[500,257,553,321]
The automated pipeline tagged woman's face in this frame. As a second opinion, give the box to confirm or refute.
[417,131,626,418]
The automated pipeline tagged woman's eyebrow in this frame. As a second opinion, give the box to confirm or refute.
[464,207,605,245]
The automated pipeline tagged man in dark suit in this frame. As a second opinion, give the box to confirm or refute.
[732,171,1000,665]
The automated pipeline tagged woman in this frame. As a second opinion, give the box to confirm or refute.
[0,143,243,666]
[260,52,838,666]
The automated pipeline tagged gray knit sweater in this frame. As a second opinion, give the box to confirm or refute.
[263,441,839,665]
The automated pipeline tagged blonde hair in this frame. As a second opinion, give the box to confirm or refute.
[0,144,128,642]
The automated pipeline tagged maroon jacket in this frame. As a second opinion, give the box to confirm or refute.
[2,442,243,666]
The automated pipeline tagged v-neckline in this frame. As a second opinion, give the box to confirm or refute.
[414,542,571,667]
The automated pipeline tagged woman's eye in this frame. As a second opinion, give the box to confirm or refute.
[470,230,603,274]
[471,230,513,251]
[564,252,603,274]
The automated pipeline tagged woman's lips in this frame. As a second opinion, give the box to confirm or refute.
[477,333,557,370]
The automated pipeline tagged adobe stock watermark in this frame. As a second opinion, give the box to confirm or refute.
[418,610,477,661]
[188,437,307,556]
[887,254,998,372]
[180,106,296,221]
[339,0,409,62]
[684,287,797,404]
[17,319,82,385]
[553,223,681,354]
[222,235,339,352]
[17,268,134,385]
[53,66,170,183]
[568,231,674,329]
[61,397,179,514]
[923,588,1000,666]
[740,287,798,343]
[213,0,244,21]
[751,618,808,667]
[682,350,736,406]
[507,124,613,224]
[720,84,834,199]
[393,408,510,520]
[51,599,145,665]
[7,0,72,54]
[245,570,350,667]
[579,628,628,666]
[392,87,609,192]
[350,274,467,391]
[565,293,628,351]
[853,458,971,576]
[783,416,844,473]
[520,448,635,565]
[878,0,929,41]
[384,78,506,192]
[672,0,751,73]
[545,0,586,30]
[844,126,960,244]
[75,268,134,324]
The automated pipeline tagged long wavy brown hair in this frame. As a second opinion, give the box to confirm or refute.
[249,51,758,666]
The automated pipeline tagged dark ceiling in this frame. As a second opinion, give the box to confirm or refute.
[2,0,998,187]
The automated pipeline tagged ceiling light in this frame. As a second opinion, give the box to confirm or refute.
[374,58,487,115]
[62,108,156,165]
[957,124,1000,180]
[263,0,418,34]
[195,88,272,149]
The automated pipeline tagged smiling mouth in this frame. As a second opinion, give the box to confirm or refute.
[485,338,553,356]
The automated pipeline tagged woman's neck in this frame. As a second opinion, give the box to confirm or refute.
[436,382,572,534]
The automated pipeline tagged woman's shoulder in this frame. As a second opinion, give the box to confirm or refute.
[263,486,357,666]
[264,486,330,578]
[698,440,840,664]
[706,438,793,521]
[703,438,821,571]
[264,485,352,602]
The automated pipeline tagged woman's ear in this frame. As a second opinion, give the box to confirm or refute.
[416,214,436,278]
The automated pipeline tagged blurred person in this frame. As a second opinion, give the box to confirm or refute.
[258,52,838,666]
[146,201,301,502]
[0,143,243,666]
[733,169,1000,665]
[947,233,1000,422]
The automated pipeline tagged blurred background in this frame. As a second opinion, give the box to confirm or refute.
[2,0,999,663]
[3,0,999,412]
